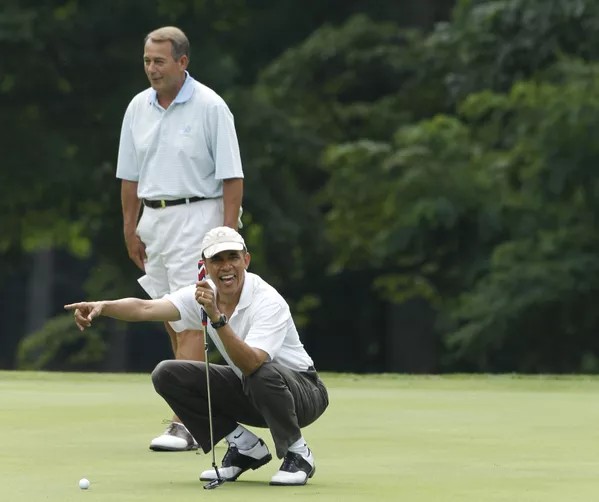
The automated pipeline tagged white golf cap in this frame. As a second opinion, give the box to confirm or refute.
[201,226,246,258]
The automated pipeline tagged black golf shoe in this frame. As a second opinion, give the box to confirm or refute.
[269,449,315,486]
[200,439,272,481]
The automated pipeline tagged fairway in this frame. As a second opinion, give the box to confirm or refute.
[1,372,599,501]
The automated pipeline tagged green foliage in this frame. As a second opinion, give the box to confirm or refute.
[309,2,599,372]
[17,313,106,370]
[431,0,599,102]
[448,228,599,372]
[229,91,329,288]
[0,1,137,268]
[322,115,502,300]
[258,15,433,142]
[322,65,599,371]
[443,70,599,370]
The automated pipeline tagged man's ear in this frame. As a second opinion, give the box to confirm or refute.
[179,54,189,70]
[244,252,251,269]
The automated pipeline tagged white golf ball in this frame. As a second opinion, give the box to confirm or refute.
[79,478,90,490]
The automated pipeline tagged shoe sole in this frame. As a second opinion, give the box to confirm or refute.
[200,453,273,482]
[269,465,316,486]
[149,444,199,452]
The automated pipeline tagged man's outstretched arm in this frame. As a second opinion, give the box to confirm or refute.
[64,298,180,331]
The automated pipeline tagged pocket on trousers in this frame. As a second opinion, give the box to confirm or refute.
[136,211,149,243]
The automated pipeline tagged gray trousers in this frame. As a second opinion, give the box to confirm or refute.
[151,360,329,458]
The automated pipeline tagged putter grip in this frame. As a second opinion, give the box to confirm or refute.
[198,260,208,327]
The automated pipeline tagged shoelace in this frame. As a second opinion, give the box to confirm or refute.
[158,418,180,435]
[164,422,179,435]
[279,452,300,472]
[221,443,239,466]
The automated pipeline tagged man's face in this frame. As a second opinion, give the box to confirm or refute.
[143,40,187,95]
[205,250,251,297]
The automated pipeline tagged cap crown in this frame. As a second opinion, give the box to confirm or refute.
[201,226,246,258]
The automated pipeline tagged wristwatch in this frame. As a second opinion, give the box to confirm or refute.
[210,314,228,329]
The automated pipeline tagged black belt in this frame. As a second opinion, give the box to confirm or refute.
[142,196,206,209]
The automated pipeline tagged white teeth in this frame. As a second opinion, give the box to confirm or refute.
[220,275,234,280]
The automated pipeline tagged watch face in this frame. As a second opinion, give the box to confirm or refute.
[211,314,227,328]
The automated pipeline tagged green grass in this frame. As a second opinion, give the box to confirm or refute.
[1,372,599,501]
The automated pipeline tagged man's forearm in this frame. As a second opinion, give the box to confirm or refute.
[102,298,179,322]
[222,178,243,229]
[121,180,141,236]
[212,323,268,376]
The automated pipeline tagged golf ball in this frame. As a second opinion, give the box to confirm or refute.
[79,478,90,490]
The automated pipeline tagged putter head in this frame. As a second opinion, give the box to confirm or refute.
[203,478,225,490]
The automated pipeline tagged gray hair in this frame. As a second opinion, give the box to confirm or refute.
[144,26,190,60]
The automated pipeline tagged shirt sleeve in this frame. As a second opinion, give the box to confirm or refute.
[116,101,139,181]
[165,285,202,333]
[206,102,244,181]
[244,300,290,360]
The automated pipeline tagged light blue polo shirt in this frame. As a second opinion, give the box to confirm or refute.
[116,73,244,200]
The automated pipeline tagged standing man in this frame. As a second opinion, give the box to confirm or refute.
[66,226,329,486]
[117,26,244,451]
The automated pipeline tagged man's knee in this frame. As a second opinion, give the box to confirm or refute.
[151,359,178,393]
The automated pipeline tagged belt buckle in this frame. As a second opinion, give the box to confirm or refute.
[160,200,166,208]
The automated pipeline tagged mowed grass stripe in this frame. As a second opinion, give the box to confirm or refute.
[1,371,598,501]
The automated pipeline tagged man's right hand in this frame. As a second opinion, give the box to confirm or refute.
[64,301,105,331]
[125,233,147,271]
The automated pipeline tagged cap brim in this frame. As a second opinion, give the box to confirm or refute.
[203,242,245,259]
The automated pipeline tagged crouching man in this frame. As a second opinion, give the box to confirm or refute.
[65,226,329,486]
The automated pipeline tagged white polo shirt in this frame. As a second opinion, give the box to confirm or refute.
[165,272,314,378]
[116,73,244,200]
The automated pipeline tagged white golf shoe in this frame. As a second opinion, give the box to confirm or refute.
[149,422,198,451]
[270,449,315,486]
[200,439,272,481]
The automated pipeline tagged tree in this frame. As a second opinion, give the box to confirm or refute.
[447,67,599,371]
[430,0,599,102]
[314,1,599,371]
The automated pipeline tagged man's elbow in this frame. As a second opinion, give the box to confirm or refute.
[242,359,265,377]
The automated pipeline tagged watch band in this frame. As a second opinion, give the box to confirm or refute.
[210,314,228,329]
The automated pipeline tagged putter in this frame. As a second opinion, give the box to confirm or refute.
[198,260,225,490]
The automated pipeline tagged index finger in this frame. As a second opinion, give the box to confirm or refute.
[64,302,85,311]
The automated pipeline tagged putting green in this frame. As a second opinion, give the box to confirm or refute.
[1,371,598,501]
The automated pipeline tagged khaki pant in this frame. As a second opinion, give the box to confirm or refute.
[151,360,329,458]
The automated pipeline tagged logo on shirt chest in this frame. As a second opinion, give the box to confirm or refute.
[179,125,192,136]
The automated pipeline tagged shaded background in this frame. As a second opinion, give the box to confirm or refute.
[2,0,599,375]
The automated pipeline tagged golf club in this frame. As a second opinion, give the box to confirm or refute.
[198,260,225,490]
